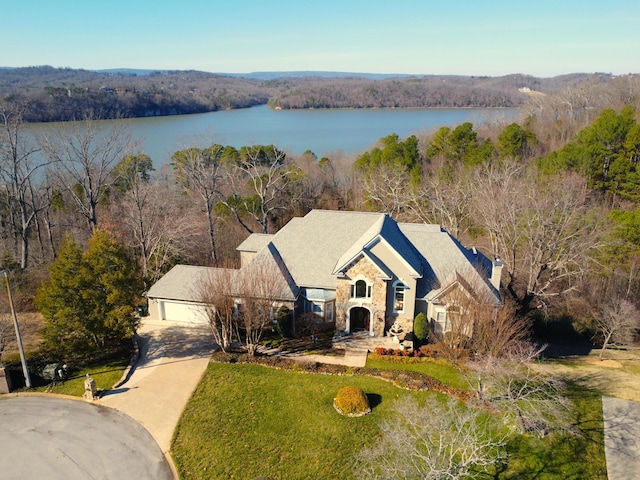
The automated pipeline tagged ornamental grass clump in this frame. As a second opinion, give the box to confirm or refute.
[334,386,371,417]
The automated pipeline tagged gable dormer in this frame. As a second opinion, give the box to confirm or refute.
[236,233,274,267]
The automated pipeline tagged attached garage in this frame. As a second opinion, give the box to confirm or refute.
[146,265,214,324]
[158,300,209,324]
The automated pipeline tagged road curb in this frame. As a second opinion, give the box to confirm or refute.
[110,333,143,390]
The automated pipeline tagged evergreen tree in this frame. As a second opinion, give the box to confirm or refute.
[413,312,429,345]
[36,230,142,358]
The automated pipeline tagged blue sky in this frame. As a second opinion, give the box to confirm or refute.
[4,0,639,77]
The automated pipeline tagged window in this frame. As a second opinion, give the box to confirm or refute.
[325,302,334,323]
[350,279,372,299]
[394,282,406,312]
[434,306,465,335]
[305,299,323,315]
[435,309,447,334]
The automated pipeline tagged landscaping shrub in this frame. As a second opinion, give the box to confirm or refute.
[419,344,441,357]
[334,386,371,416]
[275,306,293,338]
[413,312,429,344]
[374,346,437,358]
[294,312,324,337]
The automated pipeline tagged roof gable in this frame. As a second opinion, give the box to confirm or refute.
[266,210,387,289]
[242,242,299,301]
[333,214,422,278]
[399,223,500,304]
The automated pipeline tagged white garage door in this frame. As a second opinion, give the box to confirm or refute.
[159,300,209,324]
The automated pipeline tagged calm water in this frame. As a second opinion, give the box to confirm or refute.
[28,105,518,168]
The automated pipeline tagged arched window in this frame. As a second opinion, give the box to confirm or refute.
[350,278,372,299]
[394,282,406,312]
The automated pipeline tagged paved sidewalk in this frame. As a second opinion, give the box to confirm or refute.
[259,347,368,367]
[603,396,640,480]
[99,320,215,453]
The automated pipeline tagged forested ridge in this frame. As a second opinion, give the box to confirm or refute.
[0,66,629,122]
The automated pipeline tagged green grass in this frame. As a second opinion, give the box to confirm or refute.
[172,360,607,480]
[172,363,436,480]
[499,386,607,479]
[34,358,130,396]
[366,355,469,390]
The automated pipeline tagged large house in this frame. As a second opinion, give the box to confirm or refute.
[146,210,502,338]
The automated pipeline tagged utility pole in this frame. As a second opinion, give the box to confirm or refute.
[1,270,31,388]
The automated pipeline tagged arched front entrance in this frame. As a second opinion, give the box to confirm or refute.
[349,307,370,332]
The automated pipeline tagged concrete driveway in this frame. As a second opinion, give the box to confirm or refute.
[99,320,215,454]
[0,395,173,480]
[603,396,640,480]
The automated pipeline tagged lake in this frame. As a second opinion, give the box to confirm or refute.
[28,105,519,168]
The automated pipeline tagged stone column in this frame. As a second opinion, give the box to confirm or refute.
[0,365,12,394]
[83,374,97,400]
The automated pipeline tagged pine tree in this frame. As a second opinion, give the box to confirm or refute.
[36,230,142,358]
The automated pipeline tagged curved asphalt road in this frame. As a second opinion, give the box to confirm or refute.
[0,395,173,480]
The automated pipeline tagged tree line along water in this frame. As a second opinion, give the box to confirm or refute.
[26,105,519,168]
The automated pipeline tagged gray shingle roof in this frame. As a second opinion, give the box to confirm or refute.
[148,211,499,306]
[236,233,275,253]
[399,223,499,303]
[146,265,217,303]
[267,210,387,289]
[333,213,423,277]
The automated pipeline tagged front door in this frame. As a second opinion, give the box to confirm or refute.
[350,307,370,332]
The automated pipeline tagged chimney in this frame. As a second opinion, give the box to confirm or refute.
[490,257,503,290]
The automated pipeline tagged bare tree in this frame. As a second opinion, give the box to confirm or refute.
[239,251,294,356]
[472,163,602,313]
[41,117,134,231]
[361,162,412,219]
[172,144,227,264]
[0,104,50,268]
[465,343,575,437]
[408,165,474,238]
[469,298,530,359]
[116,177,198,284]
[357,396,506,480]
[597,299,640,360]
[197,267,239,353]
[222,145,300,234]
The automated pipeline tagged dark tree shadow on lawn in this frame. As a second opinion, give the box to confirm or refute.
[496,380,607,479]
[367,393,382,410]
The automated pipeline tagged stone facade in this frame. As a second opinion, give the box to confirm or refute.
[335,256,390,336]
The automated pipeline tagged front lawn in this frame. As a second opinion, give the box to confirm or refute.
[172,363,436,480]
[366,354,469,390]
[172,360,607,480]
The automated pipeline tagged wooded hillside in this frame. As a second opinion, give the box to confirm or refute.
[0,66,626,122]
